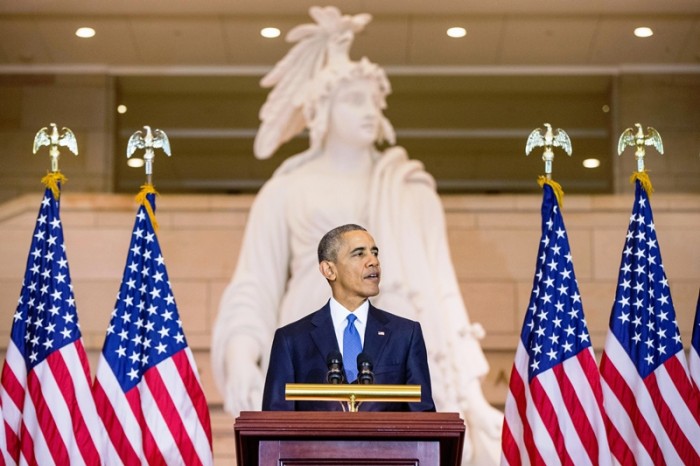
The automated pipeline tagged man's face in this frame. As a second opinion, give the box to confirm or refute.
[325,230,381,309]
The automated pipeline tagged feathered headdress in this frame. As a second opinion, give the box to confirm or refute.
[254,6,373,159]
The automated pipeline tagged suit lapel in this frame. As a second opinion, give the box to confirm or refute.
[363,303,391,365]
[309,302,340,361]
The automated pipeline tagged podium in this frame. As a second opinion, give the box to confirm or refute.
[234,411,465,466]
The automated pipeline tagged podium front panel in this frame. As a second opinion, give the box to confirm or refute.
[260,439,439,465]
[235,411,465,466]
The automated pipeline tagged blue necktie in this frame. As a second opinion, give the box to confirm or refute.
[343,314,362,382]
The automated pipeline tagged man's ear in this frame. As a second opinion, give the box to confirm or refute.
[319,261,336,281]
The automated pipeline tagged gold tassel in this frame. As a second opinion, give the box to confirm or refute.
[538,175,565,207]
[41,171,67,200]
[135,183,160,233]
[630,170,654,197]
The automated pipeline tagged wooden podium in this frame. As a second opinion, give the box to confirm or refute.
[234,411,465,466]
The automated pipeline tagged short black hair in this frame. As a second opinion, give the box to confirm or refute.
[317,224,367,263]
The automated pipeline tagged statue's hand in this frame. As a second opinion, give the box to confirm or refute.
[223,338,264,417]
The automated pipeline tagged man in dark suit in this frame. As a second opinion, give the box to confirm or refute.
[262,224,435,412]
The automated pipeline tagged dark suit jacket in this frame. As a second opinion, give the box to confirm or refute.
[262,301,436,412]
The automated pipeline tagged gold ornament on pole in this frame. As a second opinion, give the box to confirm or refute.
[127,126,171,232]
[526,123,571,206]
[33,123,78,199]
[33,123,78,173]
[525,123,572,180]
[617,122,663,173]
[617,123,663,196]
[126,125,171,186]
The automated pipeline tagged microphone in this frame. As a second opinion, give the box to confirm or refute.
[357,352,374,385]
[326,350,345,384]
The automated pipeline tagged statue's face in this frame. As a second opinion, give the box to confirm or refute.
[327,78,381,148]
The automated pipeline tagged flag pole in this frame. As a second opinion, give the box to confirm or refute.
[33,123,78,199]
[501,125,613,465]
[94,128,213,464]
[525,123,570,206]
[126,126,171,232]
[1,123,105,464]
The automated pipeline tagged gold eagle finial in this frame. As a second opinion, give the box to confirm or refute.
[617,123,663,172]
[526,123,572,178]
[33,123,78,172]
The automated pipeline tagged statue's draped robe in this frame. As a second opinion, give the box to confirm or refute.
[212,146,489,418]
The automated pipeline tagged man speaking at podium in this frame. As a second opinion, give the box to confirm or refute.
[262,224,436,412]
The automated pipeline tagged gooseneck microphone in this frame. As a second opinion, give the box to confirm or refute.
[326,350,345,384]
[357,352,374,385]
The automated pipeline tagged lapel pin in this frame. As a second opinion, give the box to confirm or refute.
[378,331,385,336]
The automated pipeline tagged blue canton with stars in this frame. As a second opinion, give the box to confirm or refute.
[12,188,82,369]
[101,193,188,392]
[522,184,592,380]
[609,180,682,379]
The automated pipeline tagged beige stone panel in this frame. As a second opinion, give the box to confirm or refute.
[513,195,544,211]
[442,194,520,211]
[576,281,615,339]
[63,228,132,280]
[592,230,627,281]
[0,280,22,337]
[444,211,477,229]
[95,211,144,228]
[480,349,516,407]
[159,229,241,280]
[211,409,236,465]
[0,211,37,229]
[657,230,700,280]
[567,229,593,280]
[170,211,248,229]
[208,280,230,329]
[72,279,121,341]
[0,230,33,279]
[671,282,699,344]
[563,212,629,229]
[61,193,134,211]
[208,194,255,210]
[515,281,534,324]
[475,212,538,229]
[192,349,223,405]
[449,229,540,281]
[170,280,209,336]
[557,196,595,211]
[157,195,216,211]
[461,282,518,336]
[60,210,98,228]
[590,195,637,211]
[653,212,700,228]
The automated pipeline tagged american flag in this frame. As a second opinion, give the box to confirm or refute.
[92,191,213,465]
[501,182,612,466]
[0,185,105,465]
[599,179,700,464]
[691,290,700,391]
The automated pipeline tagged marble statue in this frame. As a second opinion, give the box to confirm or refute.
[211,6,503,464]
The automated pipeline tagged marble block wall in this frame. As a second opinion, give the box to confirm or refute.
[0,191,698,463]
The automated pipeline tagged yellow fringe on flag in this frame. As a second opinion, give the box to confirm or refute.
[538,175,565,207]
[135,183,160,233]
[630,170,654,197]
[41,171,67,200]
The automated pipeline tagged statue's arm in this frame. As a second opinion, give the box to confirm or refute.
[211,179,291,415]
